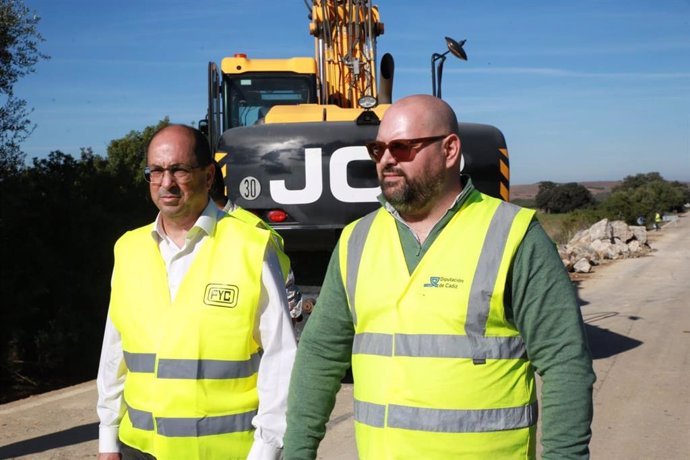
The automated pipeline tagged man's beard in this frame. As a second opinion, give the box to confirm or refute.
[381,165,445,215]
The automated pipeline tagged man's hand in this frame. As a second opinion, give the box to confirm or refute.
[98,453,121,460]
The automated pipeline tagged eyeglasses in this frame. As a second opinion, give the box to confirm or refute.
[144,164,203,184]
[365,134,449,162]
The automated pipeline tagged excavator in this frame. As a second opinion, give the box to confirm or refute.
[201,0,510,261]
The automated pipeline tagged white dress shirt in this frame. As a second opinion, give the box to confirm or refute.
[96,200,297,459]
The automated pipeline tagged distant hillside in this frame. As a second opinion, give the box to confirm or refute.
[511,181,620,201]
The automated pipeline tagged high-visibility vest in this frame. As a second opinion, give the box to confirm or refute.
[229,206,291,282]
[109,214,270,460]
[339,191,537,459]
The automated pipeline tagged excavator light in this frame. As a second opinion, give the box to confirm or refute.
[266,210,289,223]
[358,95,377,109]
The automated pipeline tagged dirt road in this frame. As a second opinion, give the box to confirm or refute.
[581,217,690,459]
[1,216,688,459]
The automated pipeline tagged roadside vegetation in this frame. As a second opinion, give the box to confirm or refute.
[525,174,690,244]
[1,121,170,402]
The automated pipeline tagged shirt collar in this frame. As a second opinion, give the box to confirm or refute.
[150,199,221,243]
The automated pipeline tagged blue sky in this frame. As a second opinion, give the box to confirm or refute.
[16,0,690,185]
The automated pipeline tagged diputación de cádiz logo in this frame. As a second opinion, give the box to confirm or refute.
[423,276,464,288]
[204,284,239,308]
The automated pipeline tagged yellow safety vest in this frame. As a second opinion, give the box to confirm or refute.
[229,206,291,282]
[109,214,270,460]
[339,191,537,459]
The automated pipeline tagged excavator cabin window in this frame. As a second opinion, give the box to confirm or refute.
[224,73,316,128]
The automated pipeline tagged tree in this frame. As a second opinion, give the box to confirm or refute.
[0,95,31,172]
[534,181,557,211]
[602,172,689,224]
[0,0,48,171]
[0,120,170,401]
[535,181,595,213]
[613,172,665,193]
[107,117,170,181]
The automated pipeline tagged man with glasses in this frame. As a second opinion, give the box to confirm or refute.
[284,95,594,459]
[97,124,297,460]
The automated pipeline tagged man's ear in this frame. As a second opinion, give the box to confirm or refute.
[205,162,216,190]
[445,134,461,168]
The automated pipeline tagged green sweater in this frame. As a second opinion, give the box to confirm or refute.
[284,180,595,459]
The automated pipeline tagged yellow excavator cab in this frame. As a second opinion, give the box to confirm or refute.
[221,55,317,76]
[265,104,390,123]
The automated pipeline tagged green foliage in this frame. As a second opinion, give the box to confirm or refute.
[602,172,689,224]
[533,172,688,244]
[613,172,664,192]
[536,207,607,244]
[0,0,48,92]
[0,95,31,172]
[535,181,595,213]
[0,0,49,170]
[107,117,170,180]
[0,122,166,402]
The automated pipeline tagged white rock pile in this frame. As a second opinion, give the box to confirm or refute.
[557,218,651,273]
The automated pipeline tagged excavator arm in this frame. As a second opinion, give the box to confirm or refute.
[309,0,385,108]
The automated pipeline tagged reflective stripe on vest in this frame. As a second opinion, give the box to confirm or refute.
[128,404,155,431]
[353,333,526,359]
[126,401,256,436]
[465,200,521,341]
[354,399,538,433]
[157,353,261,379]
[124,351,261,379]
[124,351,156,373]
[345,211,377,327]
[157,410,256,437]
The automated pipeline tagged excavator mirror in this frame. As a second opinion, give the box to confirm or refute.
[445,37,467,61]
[432,36,468,99]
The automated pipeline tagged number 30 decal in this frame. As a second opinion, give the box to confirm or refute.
[239,176,261,200]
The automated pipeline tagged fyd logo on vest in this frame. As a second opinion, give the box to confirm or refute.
[204,284,239,308]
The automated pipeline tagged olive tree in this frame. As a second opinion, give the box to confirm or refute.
[535,181,595,214]
[603,172,689,224]
[0,0,48,172]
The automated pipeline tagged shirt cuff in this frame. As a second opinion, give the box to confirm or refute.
[98,425,120,453]
[247,437,282,460]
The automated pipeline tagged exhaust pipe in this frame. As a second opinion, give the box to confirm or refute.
[378,53,394,104]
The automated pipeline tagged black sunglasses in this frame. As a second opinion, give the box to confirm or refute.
[365,134,449,162]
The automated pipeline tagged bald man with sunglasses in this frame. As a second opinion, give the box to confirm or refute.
[284,95,594,459]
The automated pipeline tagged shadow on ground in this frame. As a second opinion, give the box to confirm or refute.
[584,319,643,360]
[0,422,97,458]
[572,279,643,360]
